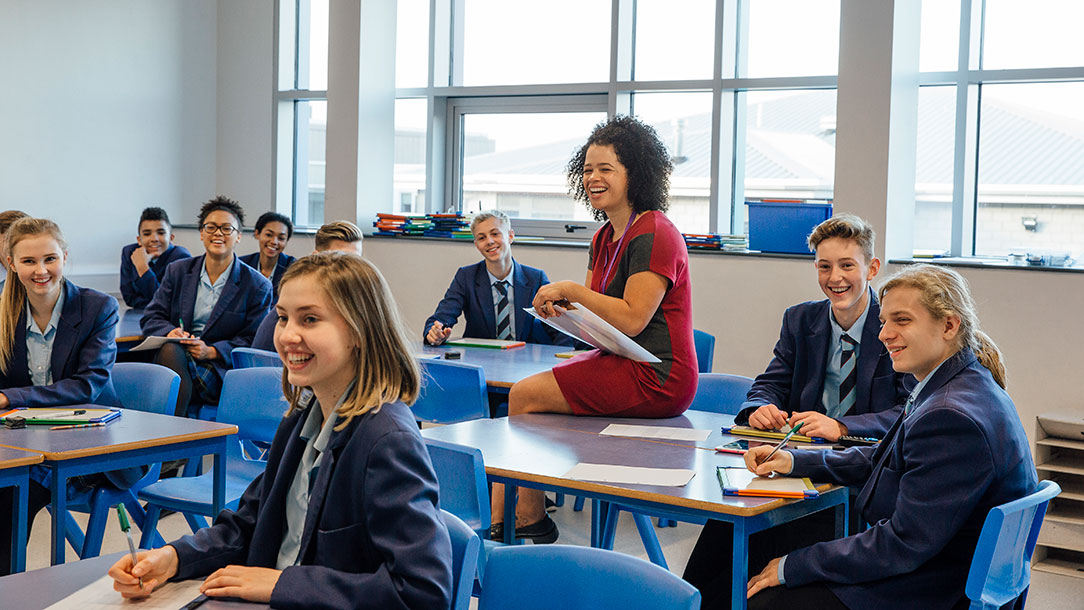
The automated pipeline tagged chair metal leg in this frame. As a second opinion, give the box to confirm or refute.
[573,496,585,512]
[600,503,619,550]
[632,513,668,569]
[139,506,162,549]
[80,499,111,558]
[553,493,565,507]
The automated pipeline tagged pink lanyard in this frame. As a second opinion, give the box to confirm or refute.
[598,212,637,291]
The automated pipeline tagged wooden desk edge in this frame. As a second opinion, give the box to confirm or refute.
[0,453,45,469]
[116,335,144,342]
[0,424,239,461]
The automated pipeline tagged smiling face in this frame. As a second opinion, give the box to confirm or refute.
[256,221,290,260]
[472,217,513,267]
[9,234,66,303]
[274,274,358,402]
[137,220,173,257]
[200,210,242,258]
[815,237,880,326]
[583,144,630,217]
[878,285,960,381]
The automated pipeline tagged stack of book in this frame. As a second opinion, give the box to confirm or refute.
[373,213,473,239]
[424,213,472,239]
[683,233,749,252]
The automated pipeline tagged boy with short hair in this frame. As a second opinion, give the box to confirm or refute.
[119,207,191,308]
[423,210,570,347]
[735,213,909,441]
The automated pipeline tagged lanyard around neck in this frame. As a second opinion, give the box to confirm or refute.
[599,212,637,291]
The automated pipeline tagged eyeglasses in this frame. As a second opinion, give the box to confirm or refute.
[200,223,238,236]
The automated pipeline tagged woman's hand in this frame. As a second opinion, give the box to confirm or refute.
[744,444,794,478]
[532,281,582,319]
[181,339,217,361]
[166,327,191,339]
[108,546,179,598]
[201,565,282,603]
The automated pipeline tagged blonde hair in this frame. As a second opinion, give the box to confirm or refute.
[314,221,364,251]
[807,213,876,262]
[0,218,68,373]
[878,264,1005,388]
[0,210,29,235]
[278,252,420,429]
[470,210,511,234]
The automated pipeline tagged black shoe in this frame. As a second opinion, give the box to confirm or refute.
[516,515,559,544]
[489,522,505,542]
[545,495,558,513]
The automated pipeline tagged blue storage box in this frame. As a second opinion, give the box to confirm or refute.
[745,200,833,254]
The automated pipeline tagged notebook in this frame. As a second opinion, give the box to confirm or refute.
[0,407,122,425]
[716,466,819,498]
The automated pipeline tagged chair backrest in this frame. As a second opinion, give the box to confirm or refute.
[442,509,482,610]
[413,359,489,424]
[231,347,283,369]
[217,367,287,445]
[479,545,700,610]
[965,479,1061,610]
[111,362,180,416]
[693,329,715,373]
[688,373,754,415]
[425,438,491,537]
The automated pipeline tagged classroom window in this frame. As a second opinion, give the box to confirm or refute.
[633,0,715,82]
[395,98,429,214]
[743,0,840,78]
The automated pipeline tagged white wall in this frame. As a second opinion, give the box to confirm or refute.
[0,0,218,278]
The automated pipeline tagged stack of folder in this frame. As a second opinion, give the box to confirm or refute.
[682,232,749,252]
[372,213,473,239]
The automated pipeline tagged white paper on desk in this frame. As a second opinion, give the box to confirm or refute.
[44,575,204,609]
[599,423,711,442]
[564,463,695,487]
[128,336,187,352]
[524,303,660,363]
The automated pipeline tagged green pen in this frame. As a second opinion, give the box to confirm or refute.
[116,505,144,590]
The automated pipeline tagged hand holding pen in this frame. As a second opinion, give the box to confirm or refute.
[107,544,180,599]
[744,421,802,478]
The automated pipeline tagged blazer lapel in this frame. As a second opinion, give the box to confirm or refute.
[854,294,883,412]
[804,301,832,402]
[179,256,203,330]
[202,256,242,336]
[9,307,31,388]
[296,416,354,562]
[511,261,530,342]
[854,408,906,517]
[50,280,81,382]
[473,263,497,338]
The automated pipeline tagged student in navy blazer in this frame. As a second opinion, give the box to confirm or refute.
[239,211,297,297]
[424,210,571,347]
[735,215,909,441]
[119,207,192,308]
[141,198,272,416]
[736,265,1036,610]
[111,253,452,609]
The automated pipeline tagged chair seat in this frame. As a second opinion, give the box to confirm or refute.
[138,459,265,514]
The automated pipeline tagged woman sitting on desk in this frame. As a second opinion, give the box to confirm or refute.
[490,115,697,544]
[0,217,131,575]
[692,264,1036,610]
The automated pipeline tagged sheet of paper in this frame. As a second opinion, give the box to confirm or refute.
[719,467,811,493]
[564,463,695,487]
[128,336,186,352]
[599,423,711,442]
[45,575,204,610]
[524,303,660,363]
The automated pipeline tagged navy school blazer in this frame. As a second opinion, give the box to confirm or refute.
[736,297,911,437]
[170,398,453,610]
[423,260,572,346]
[784,348,1037,610]
[140,255,273,380]
[118,243,192,309]
[240,251,296,298]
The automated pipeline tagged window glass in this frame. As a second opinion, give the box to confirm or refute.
[919,0,960,72]
[982,0,1084,70]
[396,0,429,88]
[300,0,329,90]
[293,100,327,227]
[631,91,714,233]
[744,0,840,78]
[461,0,610,86]
[460,112,607,219]
[913,86,956,254]
[634,0,715,81]
[395,98,428,214]
[974,82,1084,257]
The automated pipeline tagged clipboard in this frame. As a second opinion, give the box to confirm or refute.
[716,466,819,499]
[524,303,660,363]
[0,407,122,425]
[721,425,826,444]
[446,338,526,349]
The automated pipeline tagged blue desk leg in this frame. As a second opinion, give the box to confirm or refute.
[49,465,67,566]
[10,479,27,573]
[212,448,226,517]
[731,518,748,610]
[503,484,517,545]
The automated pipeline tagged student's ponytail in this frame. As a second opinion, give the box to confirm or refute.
[972,329,1006,389]
[0,218,69,374]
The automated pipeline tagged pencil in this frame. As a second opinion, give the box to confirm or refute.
[50,422,105,430]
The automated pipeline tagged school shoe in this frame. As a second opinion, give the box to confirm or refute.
[488,516,560,544]
[545,495,558,512]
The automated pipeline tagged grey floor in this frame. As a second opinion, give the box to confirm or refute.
[24,499,1083,608]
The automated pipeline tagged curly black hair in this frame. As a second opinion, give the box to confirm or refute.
[565,115,672,222]
[197,195,245,229]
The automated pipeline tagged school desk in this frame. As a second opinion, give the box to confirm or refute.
[115,307,145,353]
[0,409,237,566]
[420,342,567,391]
[0,551,265,609]
[420,412,848,610]
[0,447,44,573]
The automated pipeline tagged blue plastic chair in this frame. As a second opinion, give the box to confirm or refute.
[693,329,715,373]
[231,346,282,369]
[137,367,285,547]
[413,359,489,424]
[443,509,482,610]
[688,373,755,415]
[965,479,1061,610]
[478,545,700,610]
[52,362,179,558]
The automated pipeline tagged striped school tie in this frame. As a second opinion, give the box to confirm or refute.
[494,280,513,340]
[838,333,858,415]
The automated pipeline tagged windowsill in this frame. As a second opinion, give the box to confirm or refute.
[888,257,1084,274]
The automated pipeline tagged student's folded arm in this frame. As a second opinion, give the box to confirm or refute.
[140,266,181,337]
[784,408,996,588]
[423,270,468,341]
[128,266,161,309]
[171,470,267,581]
[835,405,903,439]
[273,430,453,610]
[736,309,799,425]
[1,297,118,407]
[789,444,878,489]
